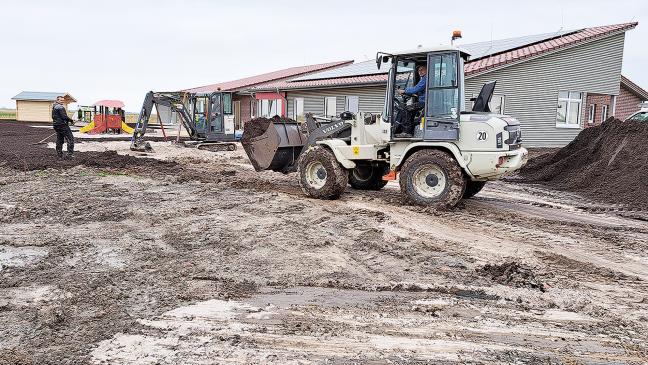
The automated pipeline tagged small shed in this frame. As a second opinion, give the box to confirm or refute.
[11,91,77,122]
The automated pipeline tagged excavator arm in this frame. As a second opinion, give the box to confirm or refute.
[130,91,197,151]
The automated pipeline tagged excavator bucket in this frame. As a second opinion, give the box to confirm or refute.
[241,118,307,173]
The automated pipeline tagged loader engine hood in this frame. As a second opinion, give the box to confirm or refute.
[457,113,522,151]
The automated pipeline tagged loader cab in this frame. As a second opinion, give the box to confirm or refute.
[379,47,468,141]
[191,92,233,140]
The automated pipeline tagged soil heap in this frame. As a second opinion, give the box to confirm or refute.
[518,118,648,208]
[0,121,178,172]
[241,116,298,143]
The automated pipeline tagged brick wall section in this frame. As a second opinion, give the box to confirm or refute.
[615,84,644,120]
[583,93,612,127]
[232,94,254,129]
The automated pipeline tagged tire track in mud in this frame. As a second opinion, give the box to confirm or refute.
[3,142,648,363]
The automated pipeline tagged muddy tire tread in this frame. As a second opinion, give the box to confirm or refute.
[399,149,466,209]
[298,146,348,200]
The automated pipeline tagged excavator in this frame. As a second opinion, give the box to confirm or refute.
[241,45,528,209]
[130,91,237,152]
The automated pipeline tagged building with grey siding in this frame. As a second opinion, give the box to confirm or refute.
[247,22,640,147]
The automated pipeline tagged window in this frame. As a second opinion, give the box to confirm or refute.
[257,99,282,118]
[250,99,256,118]
[601,105,608,122]
[324,96,337,117]
[345,96,359,113]
[588,104,595,124]
[556,91,582,128]
[223,93,232,114]
[293,98,304,122]
[426,53,459,119]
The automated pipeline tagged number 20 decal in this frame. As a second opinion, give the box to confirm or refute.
[477,131,488,141]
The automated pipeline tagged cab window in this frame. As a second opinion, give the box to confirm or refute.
[426,53,459,120]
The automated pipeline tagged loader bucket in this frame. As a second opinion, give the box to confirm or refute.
[241,118,307,173]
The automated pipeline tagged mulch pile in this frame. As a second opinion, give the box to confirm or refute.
[0,121,178,172]
[517,118,648,209]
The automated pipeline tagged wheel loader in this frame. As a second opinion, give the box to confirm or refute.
[131,91,237,152]
[241,46,528,208]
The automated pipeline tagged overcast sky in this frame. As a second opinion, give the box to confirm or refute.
[1,0,645,111]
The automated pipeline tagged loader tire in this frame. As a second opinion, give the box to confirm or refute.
[399,149,466,209]
[349,164,388,190]
[463,181,486,199]
[298,146,348,200]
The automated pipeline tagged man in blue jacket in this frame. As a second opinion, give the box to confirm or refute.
[51,96,75,159]
[395,65,427,137]
[399,65,427,103]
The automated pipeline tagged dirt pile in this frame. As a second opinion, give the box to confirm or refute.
[0,121,178,172]
[477,262,544,291]
[518,118,648,208]
[241,118,274,143]
[241,116,298,143]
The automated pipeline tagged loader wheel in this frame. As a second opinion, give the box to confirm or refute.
[298,146,348,200]
[399,149,466,209]
[463,181,486,199]
[349,164,388,190]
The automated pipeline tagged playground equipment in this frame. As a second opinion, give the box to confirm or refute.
[79,100,134,134]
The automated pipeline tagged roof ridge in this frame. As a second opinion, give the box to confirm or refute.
[621,75,648,100]
[467,29,583,62]
[184,60,353,92]
[465,22,638,76]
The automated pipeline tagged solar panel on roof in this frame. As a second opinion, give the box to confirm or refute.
[458,29,578,60]
[293,29,579,82]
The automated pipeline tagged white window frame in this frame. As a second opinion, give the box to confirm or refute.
[293,98,304,121]
[345,96,359,113]
[601,105,608,122]
[587,104,595,124]
[256,99,282,118]
[324,96,337,117]
[556,91,583,129]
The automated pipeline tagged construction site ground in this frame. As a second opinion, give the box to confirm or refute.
[1,122,647,364]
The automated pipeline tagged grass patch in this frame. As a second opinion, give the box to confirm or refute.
[0,109,16,120]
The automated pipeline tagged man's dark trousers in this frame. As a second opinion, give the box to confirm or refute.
[54,123,74,157]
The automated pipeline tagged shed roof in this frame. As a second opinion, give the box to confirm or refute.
[249,22,637,91]
[621,75,648,101]
[183,60,353,93]
[12,91,77,102]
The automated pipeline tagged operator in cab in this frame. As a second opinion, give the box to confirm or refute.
[395,64,427,137]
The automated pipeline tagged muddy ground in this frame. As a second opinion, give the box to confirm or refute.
[1,122,648,364]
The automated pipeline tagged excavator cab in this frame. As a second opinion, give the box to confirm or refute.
[189,92,234,141]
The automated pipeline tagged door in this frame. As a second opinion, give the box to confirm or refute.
[424,51,461,140]
[233,100,241,130]
[208,92,223,134]
[193,96,209,135]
